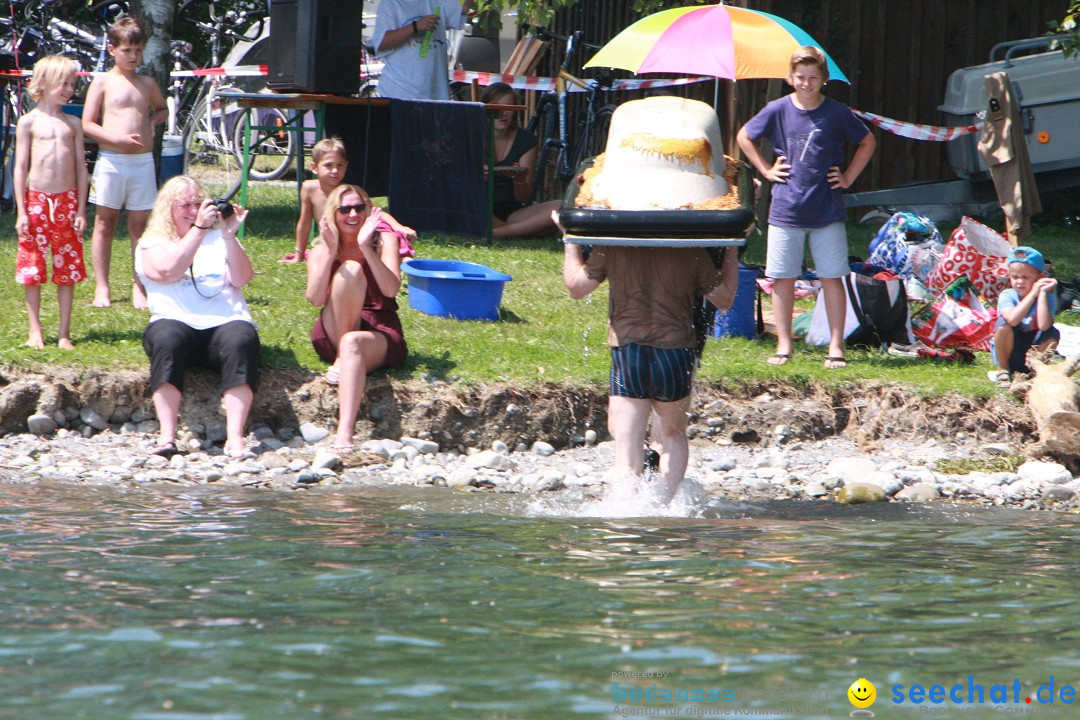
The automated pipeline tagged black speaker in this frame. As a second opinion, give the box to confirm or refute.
[267,0,363,94]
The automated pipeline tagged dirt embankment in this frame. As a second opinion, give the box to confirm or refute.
[0,367,1033,452]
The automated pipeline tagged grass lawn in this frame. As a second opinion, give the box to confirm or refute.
[2,181,1077,399]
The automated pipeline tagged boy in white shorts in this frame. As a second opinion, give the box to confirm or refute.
[82,17,167,308]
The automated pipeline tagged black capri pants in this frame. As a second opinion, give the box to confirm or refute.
[143,319,261,394]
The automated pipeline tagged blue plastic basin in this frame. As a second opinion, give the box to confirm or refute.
[402,259,512,322]
[711,265,758,339]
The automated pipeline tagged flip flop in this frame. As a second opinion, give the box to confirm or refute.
[226,447,257,460]
[824,356,847,369]
[151,441,184,458]
[324,367,340,386]
[767,353,791,366]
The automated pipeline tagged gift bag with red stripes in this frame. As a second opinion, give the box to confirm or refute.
[926,216,1012,303]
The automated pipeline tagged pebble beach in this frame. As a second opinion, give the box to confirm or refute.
[5,408,1080,513]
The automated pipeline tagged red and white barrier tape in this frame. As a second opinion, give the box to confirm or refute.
[449,69,710,93]
[853,109,979,142]
[170,64,269,78]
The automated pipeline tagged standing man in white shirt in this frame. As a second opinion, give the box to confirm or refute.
[372,0,476,100]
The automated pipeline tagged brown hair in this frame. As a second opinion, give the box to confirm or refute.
[480,82,518,105]
[315,184,374,252]
[311,136,347,164]
[27,55,78,102]
[108,17,146,48]
[788,46,829,82]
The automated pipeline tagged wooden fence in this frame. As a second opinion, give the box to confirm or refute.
[541,0,1071,194]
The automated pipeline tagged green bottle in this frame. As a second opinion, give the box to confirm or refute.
[419,5,440,57]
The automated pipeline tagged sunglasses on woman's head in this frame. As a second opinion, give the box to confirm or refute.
[336,204,367,215]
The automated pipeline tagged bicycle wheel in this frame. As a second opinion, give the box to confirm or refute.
[571,103,614,175]
[182,95,244,199]
[527,96,561,203]
[231,107,294,181]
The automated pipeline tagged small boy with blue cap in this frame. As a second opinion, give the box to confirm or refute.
[990,245,1059,386]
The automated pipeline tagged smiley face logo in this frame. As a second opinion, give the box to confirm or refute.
[848,678,877,708]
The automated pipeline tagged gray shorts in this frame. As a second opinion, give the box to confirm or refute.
[765,222,850,279]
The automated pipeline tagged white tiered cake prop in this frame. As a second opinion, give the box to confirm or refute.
[578,96,729,210]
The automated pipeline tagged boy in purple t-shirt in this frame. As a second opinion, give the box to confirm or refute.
[737,46,876,369]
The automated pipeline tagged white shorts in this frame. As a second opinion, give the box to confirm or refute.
[765,222,850,279]
[89,150,157,211]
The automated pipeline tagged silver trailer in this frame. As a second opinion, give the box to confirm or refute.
[844,37,1080,222]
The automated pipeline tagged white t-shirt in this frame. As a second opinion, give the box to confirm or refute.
[135,229,255,330]
[371,0,465,100]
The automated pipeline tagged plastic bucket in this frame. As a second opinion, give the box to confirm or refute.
[159,134,183,185]
[402,259,512,322]
[711,265,758,339]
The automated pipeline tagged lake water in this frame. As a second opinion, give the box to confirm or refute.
[2,483,1079,720]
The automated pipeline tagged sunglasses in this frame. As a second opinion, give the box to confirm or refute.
[336,204,367,215]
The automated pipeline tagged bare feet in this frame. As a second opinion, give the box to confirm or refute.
[132,282,149,310]
[824,355,847,369]
[92,287,111,307]
[25,333,45,350]
[58,338,75,350]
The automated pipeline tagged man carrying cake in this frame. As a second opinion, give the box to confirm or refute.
[561,237,739,501]
[557,96,747,501]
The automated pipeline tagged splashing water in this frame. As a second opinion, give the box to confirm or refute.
[526,470,706,518]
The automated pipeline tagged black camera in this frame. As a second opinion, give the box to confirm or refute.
[212,198,234,219]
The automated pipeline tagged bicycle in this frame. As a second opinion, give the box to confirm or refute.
[525,27,616,202]
[173,0,293,200]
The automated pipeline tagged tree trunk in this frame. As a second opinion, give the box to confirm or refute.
[131,0,176,162]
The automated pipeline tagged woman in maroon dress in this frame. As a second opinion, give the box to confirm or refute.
[306,184,412,449]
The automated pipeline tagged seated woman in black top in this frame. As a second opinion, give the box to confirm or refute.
[482,82,560,238]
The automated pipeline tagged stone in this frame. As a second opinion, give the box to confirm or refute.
[981,443,1013,456]
[465,450,515,471]
[491,440,509,453]
[299,423,330,444]
[804,481,829,498]
[531,441,556,456]
[584,429,598,446]
[826,457,878,484]
[895,483,939,502]
[311,451,343,471]
[1042,485,1077,502]
[79,407,109,431]
[1017,460,1073,485]
[26,414,58,436]
[401,437,439,455]
[836,482,887,504]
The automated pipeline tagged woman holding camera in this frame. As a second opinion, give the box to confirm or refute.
[135,176,261,459]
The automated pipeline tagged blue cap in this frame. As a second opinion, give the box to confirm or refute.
[1006,246,1045,273]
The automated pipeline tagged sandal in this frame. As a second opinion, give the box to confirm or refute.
[824,356,847,369]
[767,353,791,366]
[151,441,184,458]
[988,369,1011,388]
[324,367,340,386]
[278,250,307,263]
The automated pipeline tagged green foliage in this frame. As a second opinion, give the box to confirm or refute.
[1047,1,1080,58]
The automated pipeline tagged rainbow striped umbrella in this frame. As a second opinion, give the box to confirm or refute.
[584,4,849,83]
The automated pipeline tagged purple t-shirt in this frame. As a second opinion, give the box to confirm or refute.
[743,95,869,228]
